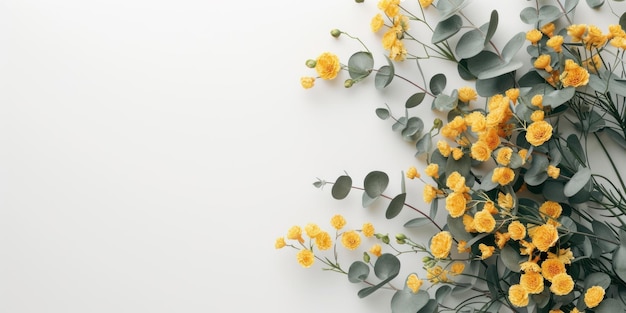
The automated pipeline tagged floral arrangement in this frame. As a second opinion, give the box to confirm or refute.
[276,0,626,312]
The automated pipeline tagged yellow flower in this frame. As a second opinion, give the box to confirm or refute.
[465,111,486,133]
[423,184,438,203]
[330,214,347,230]
[484,201,498,214]
[463,214,476,233]
[473,209,496,233]
[378,0,400,17]
[458,86,478,102]
[520,261,541,273]
[450,262,465,275]
[534,54,553,72]
[560,59,590,87]
[479,243,495,259]
[519,240,535,255]
[457,240,471,253]
[426,265,448,283]
[315,231,332,250]
[441,116,467,139]
[531,110,545,122]
[495,231,510,249]
[509,284,529,307]
[371,13,384,33]
[610,37,626,49]
[406,166,420,179]
[526,120,553,146]
[470,140,492,162]
[518,148,529,164]
[478,127,501,150]
[419,0,433,7]
[305,223,321,238]
[508,221,527,240]
[437,140,451,157]
[300,76,315,89]
[506,88,520,104]
[406,274,423,293]
[531,94,544,108]
[389,39,407,61]
[362,223,375,237]
[584,286,605,308]
[541,258,566,282]
[430,231,453,259]
[549,273,574,296]
[546,35,564,52]
[550,248,574,265]
[425,163,439,178]
[492,167,515,185]
[287,225,305,243]
[445,192,467,218]
[341,230,361,250]
[608,24,626,39]
[496,147,513,166]
[539,201,562,219]
[451,147,464,160]
[541,23,555,37]
[498,192,514,210]
[446,171,469,193]
[315,52,341,80]
[582,54,602,73]
[297,249,315,268]
[370,244,382,257]
[520,271,544,294]
[526,29,543,44]
[382,29,398,50]
[567,24,587,42]
[275,237,286,249]
[583,25,607,49]
[547,165,560,179]
[530,223,559,252]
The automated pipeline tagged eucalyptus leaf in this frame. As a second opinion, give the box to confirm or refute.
[430,73,447,95]
[358,253,401,298]
[520,7,538,25]
[386,193,407,219]
[376,108,390,120]
[593,298,623,313]
[563,167,591,197]
[477,61,523,80]
[432,14,463,44]
[592,221,618,253]
[502,32,526,63]
[437,0,470,20]
[446,153,471,179]
[404,217,431,228]
[390,290,429,313]
[348,51,374,79]
[402,117,424,141]
[524,154,549,186]
[348,261,370,283]
[500,245,523,272]
[583,272,611,289]
[476,73,515,97]
[566,134,586,164]
[406,92,426,108]
[432,93,458,112]
[435,285,452,304]
[542,87,575,109]
[375,65,394,90]
[565,0,579,13]
[621,12,626,31]
[604,128,626,149]
[485,265,500,300]
[456,28,486,59]
[447,215,473,241]
[393,116,408,132]
[480,168,499,191]
[586,0,605,8]
[416,133,433,158]
[538,5,563,26]
[614,244,626,283]
[417,299,438,313]
[484,10,498,46]
[542,181,568,203]
[362,191,379,208]
[331,175,352,200]
[430,198,438,219]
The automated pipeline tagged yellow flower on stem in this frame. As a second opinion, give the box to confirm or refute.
[534,54,553,72]
[531,110,545,122]
[437,140,451,157]
[497,192,514,210]
[584,286,605,308]
[330,214,346,230]
[520,260,541,273]
[529,223,559,252]
[541,258,566,282]
[275,237,286,249]
[305,223,321,238]
[541,23,555,37]
[478,243,495,259]
[362,223,375,237]
[463,214,476,233]
[508,284,530,307]
[526,120,553,146]
[341,230,361,250]
[419,0,433,7]
[560,59,590,87]
[470,140,492,162]
[547,164,560,179]
[371,13,384,33]
[546,35,564,52]
[549,273,574,295]
[526,29,543,44]
[539,201,562,219]
[496,147,513,166]
[300,76,315,89]
[425,163,439,178]
[406,274,423,293]
[296,249,315,268]
[457,240,471,253]
[492,167,515,185]
[426,265,448,283]
[520,271,545,294]
[445,192,467,218]
[423,184,438,203]
[406,166,420,179]
[377,0,400,17]
[430,231,453,259]
[287,225,305,243]
[567,24,587,42]
[508,221,527,240]
[458,86,478,102]
[450,262,465,275]
[370,244,382,257]
[473,209,496,233]
[315,231,332,250]
[315,52,341,80]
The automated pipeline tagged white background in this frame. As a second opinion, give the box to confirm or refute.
[0,1,623,312]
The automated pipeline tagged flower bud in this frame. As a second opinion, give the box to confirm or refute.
[381,235,390,244]
[433,118,443,129]
[363,252,370,263]
[395,233,407,243]
[344,79,354,88]
[355,0,364,2]
[305,59,316,68]
[422,256,432,263]
[330,29,342,38]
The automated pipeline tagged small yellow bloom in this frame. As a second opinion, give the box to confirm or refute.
[426,265,448,283]
[495,231,510,249]
[583,25,607,49]
[498,192,514,210]
[479,243,495,259]
[560,59,590,87]
[610,37,626,49]
[441,116,467,139]
[437,140,451,157]
[539,201,562,219]
[534,54,553,72]
[531,94,544,108]
[425,163,439,178]
[519,240,535,255]
[473,209,496,233]
[549,310,564,313]
[275,237,286,249]
[530,223,559,252]
[478,127,501,150]
[463,214,476,233]
[608,24,626,39]
[546,164,560,179]
[378,0,400,17]
[584,286,605,308]
[362,223,375,237]
[506,88,520,104]
[458,86,478,102]
[567,24,587,42]
[315,52,341,80]
[371,13,384,33]
[341,230,361,250]
[470,140,492,162]
[492,167,515,185]
[450,262,465,275]
[423,184,438,203]
[541,23,555,37]
[541,258,566,282]
[406,274,423,293]
[549,273,574,296]
[296,249,315,268]
[496,147,513,166]
[582,54,602,73]
[445,192,467,218]
[305,223,321,238]
[406,166,420,179]
[509,284,529,307]
[330,214,347,230]
[465,111,486,133]
[389,39,407,61]
[508,221,527,240]
[287,225,305,243]
[484,201,498,214]
[518,149,529,163]
[300,76,315,89]
[457,240,471,253]
[382,29,398,50]
[570,308,581,313]
[446,171,468,193]
[520,271,545,294]
[315,231,332,250]
[370,244,382,257]
[430,231,453,259]
[551,248,574,265]
[546,35,564,52]
[520,260,541,273]
[526,29,543,44]
[531,110,545,122]
[419,0,433,7]
[451,147,464,160]
[526,120,553,146]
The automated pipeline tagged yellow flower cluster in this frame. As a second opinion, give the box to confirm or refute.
[374,0,408,61]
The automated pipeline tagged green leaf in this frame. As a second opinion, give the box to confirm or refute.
[437,0,470,20]
[457,59,476,80]
[435,285,452,304]
[404,217,431,228]
[565,0,579,13]
[567,134,586,164]
[620,12,626,31]
[348,51,374,79]
[591,220,618,253]
[520,7,538,24]
[456,28,486,59]
[542,181,568,203]
[480,168,498,191]
[563,167,591,197]
[362,191,378,208]
[500,245,523,272]
[432,14,463,44]
[502,32,526,63]
[447,215,473,241]
[432,93,458,112]
[538,5,563,26]
[604,128,626,149]
[446,153,471,179]
[430,198,438,219]
[593,298,623,313]
[531,288,551,309]
[375,65,394,90]
[386,193,407,219]
[416,133,432,158]
[406,92,426,108]
[542,87,575,109]
[402,117,424,141]
[358,253,401,298]
[376,108,390,120]
[586,0,604,9]
[348,261,370,283]
[416,299,438,313]
[525,154,549,186]
[331,175,352,200]
[477,61,523,80]
[485,265,500,300]
[476,73,515,97]
[364,171,389,199]
[392,116,408,132]
[613,240,626,283]
[583,272,611,289]
[484,10,498,46]
[429,73,447,95]
[390,290,429,313]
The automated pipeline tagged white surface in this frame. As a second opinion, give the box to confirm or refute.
[0,1,622,312]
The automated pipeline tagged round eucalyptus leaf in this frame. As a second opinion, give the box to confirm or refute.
[331,175,352,200]
[467,50,502,77]
[417,299,438,313]
[476,73,515,97]
[415,133,432,158]
[429,197,438,219]
[542,87,575,109]
[457,59,476,80]
[456,28,486,59]
[538,5,563,26]
[348,51,374,79]
[376,108,390,120]
[614,245,626,283]
[406,92,426,108]
[362,190,378,208]
[502,32,526,63]
[436,0,470,20]
[477,61,523,80]
[479,168,498,191]
[542,181,568,203]
[446,215,473,241]
[592,220,618,253]
[583,272,611,289]
[518,70,546,87]
[603,128,626,149]
[386,193,407,219]
[485,264,500,299]
[435,285,452,304]
[429,73,447,95]
[348,261,370,283]
[563,167,591,197]
[620,11,626,30]
[500,245,523,272]
[364,171,389,199]
[390,290,429,313]
[432,14,463,44]
[586,0,605,8]
[375,65,394,90]
[402,117,424,140]
[519,7,539,24]
[565,0,579,13]
[531,288,551,309]
[593,298,623,313]
[432,93,458,112]
[392,116,408,132]
[374,253,401,280]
